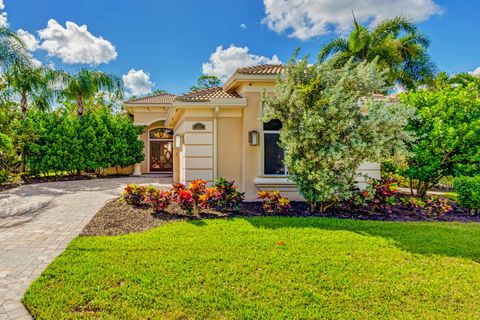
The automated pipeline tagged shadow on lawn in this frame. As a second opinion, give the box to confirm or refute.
[242,217,480,262]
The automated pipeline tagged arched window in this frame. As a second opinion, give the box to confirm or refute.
[149,128,173,140]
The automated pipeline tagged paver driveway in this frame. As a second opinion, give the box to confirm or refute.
[0,176,171,319]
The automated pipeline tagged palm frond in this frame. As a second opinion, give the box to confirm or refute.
[318,38,349,62]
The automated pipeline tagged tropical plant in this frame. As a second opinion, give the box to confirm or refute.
[0,27,30,69]
[147,188,172,212]
[121,184,145,205]
[400,83,480,197]
[263,56,414,212]
[190,75,221,91]
[3,64,61,113]
[200,178,244,212]
[257,190,291,214]
[318,16,434,89]
[61,68,123,117]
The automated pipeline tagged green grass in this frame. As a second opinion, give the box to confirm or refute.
[24,217,480,319]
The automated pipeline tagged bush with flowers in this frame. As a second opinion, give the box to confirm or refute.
[257,190,291,214]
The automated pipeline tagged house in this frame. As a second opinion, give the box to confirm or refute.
[123,64,380,201]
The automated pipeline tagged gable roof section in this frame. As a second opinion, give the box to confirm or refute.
[175,86,242,102]
[125,93,176,105]
[236,64,283,75]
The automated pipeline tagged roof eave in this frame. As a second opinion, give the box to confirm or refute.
[223,74,278,91]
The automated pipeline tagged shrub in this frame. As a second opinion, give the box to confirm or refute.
[368,179,399,213]
[25,108,144,176]
[424,196,453,218]
[257,190,291,214]
[454,176,480,214]
[200,178,244,212]
[121,184,145,205]
[175,189,195,215]
[188,179,207,205]
[147,189,171,212]
[401,84,480,197]
[263,58,413,212]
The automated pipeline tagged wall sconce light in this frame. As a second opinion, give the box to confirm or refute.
[248,130,259,146]
[175,134,182,148]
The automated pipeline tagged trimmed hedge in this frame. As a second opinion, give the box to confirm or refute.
[454,176,480,212]
[25,108,145,176]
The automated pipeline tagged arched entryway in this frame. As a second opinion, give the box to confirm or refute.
[148,128,174,172]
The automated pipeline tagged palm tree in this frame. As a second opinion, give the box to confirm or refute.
[0,27,30,69]
[318,15,434,89]
[61,68,123,117]
[4,64,60,113]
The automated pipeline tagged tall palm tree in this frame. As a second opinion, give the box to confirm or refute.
[62,68,123,117]
[4,64,60,113]
[318,16,434,89]
[0,27,30,69]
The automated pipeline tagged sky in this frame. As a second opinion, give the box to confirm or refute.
[2,0,479,96]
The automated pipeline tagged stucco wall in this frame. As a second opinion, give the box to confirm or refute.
[217,117,243,186]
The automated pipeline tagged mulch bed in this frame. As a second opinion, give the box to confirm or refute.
[82,198,480,237]
[0,174,129,192]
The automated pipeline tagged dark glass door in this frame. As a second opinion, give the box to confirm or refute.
[150,141,173,172]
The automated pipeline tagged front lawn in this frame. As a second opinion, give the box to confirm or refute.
[24,217,480,319]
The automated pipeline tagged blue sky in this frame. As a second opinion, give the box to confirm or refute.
[2,0,479,95]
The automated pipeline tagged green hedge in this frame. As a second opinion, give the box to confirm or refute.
[25,108,145,176]
[454,176,480,211]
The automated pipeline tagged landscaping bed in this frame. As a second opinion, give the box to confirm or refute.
[82,196,479,237]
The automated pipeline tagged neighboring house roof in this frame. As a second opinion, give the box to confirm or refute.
[236,64,283,75]
[175,86,242,102]
[125,93,176,105]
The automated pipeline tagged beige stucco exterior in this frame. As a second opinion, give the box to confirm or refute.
[124,69,381,201]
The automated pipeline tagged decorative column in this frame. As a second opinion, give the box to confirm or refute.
[133,163,142,176]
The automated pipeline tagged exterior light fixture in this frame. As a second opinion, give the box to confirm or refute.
[175,134,182,148]
[248,130,259,146]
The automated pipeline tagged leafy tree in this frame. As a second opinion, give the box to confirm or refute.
[190,75,220,91]
[263,56,414,211]
[319,16,434,89]
[61,68,123,117]
[0,27,30,69]
[401,83,480,197]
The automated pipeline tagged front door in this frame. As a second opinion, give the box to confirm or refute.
[150,141,173,172]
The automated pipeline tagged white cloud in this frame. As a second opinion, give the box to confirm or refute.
[0,12,7,27]
[17,29,39,51]
[0,1,4,10]
[240,23,247,29]
[262,0,442,40]
[37,19,117,65]
[202,45,281,81]
[470,67,480,76]
[122,69,154,96]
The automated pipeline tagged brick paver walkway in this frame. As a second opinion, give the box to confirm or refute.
[0,177,170,319]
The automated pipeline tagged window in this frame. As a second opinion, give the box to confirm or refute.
[263,120,286,175]
[149,128,173,139]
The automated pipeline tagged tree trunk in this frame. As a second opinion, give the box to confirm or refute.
[77,96,84,117]
[409,178,414,196]
[416,180,430,198]
[21,92,28,114]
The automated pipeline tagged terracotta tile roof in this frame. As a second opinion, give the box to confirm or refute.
[176,86,242,102]
[236,64,283,75]
[125,93,176,105]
